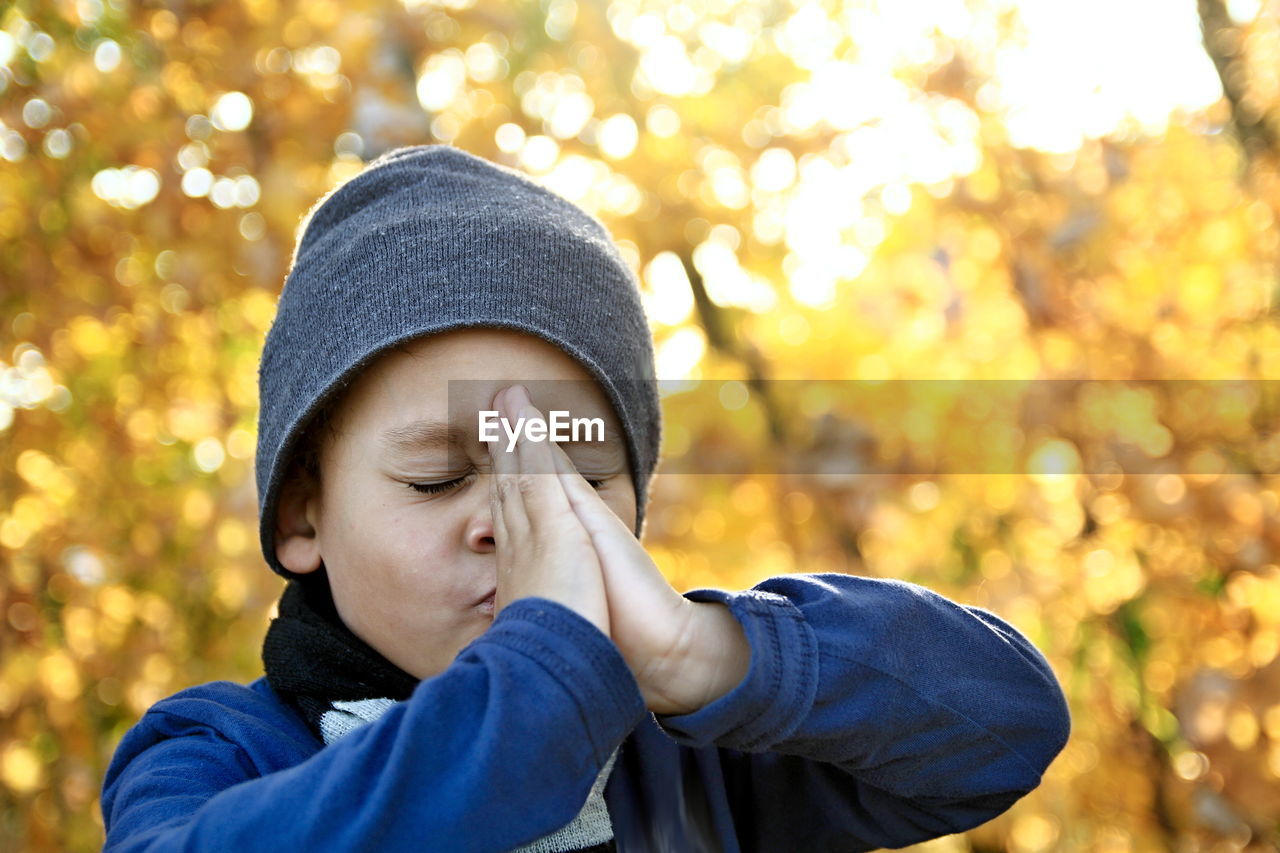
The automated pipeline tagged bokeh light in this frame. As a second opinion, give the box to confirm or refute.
[5,0,1280,850]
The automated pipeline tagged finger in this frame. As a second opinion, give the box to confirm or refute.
[547,435,598,501]
[492,473,529,541]
[487,386,519,475]
[562,479,631,545]
[547,435,578,477]
[505,385,575,529]
[547,434,594,493]
[548,439,635,544]
[488,387,530,538]
[488,469,509,545]
[548,438,604,529]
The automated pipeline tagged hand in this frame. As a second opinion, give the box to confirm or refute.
[486,385,611,638]
[544,429,751,716]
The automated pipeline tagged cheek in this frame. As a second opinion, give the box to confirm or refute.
[326,503,478,630]
[374,503,461,567]
[322,487,459,574]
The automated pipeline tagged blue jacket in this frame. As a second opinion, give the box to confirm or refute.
[100,573,1071,851]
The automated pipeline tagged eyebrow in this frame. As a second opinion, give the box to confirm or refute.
[378,417,626,454]
[379,419,465,455]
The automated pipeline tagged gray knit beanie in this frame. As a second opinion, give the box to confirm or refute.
[255,144,661,579]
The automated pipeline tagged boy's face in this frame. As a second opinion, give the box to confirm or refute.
[274,327,637,680]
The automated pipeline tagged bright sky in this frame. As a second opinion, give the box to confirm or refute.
[623,0,1249,353]
[631,0,1265,452]
[766,0,1233,154]
[988,0,1231,152]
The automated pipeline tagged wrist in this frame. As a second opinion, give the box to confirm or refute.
[646,600,750,716]
[692,601,751,708]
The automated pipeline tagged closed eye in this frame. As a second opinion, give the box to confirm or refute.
[408,474,474,495]
[408,473,606,494]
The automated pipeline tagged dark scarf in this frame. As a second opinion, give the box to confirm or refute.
[262,570,420,740]
[261,569,618,853]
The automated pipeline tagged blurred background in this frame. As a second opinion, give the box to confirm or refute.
[3,0,1280,850]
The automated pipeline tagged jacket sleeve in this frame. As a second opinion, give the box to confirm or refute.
[100,598,647,853]
[653,572,1072,851]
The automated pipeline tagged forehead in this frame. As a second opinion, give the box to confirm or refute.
[378,411,627,461]
[332,328,623,436]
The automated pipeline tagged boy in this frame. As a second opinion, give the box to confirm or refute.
[100,144,1071,852]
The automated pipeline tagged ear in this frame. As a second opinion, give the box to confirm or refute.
[275,471,323,574]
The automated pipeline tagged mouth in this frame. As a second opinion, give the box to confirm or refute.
[475,590,496,614]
